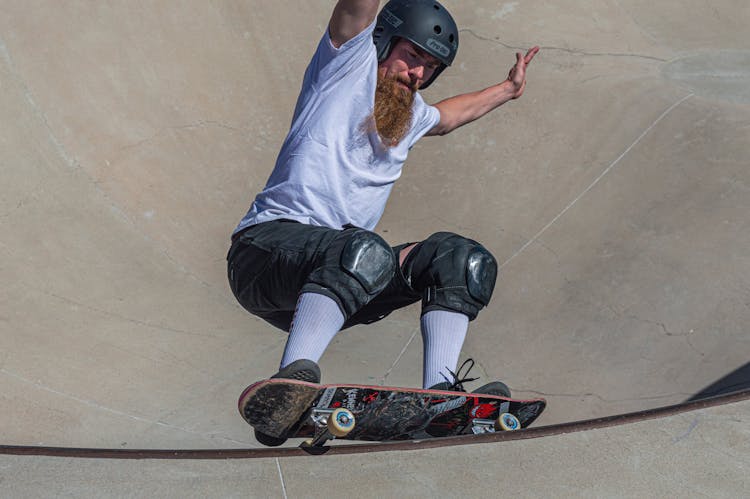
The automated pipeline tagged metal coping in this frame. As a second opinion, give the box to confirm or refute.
[2,389,747,460]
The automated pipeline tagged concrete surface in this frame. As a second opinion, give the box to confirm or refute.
[1,0,748,496]
[2,398,748,498]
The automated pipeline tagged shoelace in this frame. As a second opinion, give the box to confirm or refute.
[440,358,480,392]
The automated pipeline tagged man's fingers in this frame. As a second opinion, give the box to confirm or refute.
[524,46,540,64]
[516,46,539,67]
[509,46,539,88]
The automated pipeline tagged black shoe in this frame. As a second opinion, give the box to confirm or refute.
[427,359,511,397]
[270,359,321,384]
[473,381,511,398]
[427,358,479,392]
[253,359,321,447]
[254,429,288,447]
[428,381,462,392]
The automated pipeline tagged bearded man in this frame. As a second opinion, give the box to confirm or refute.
[227,0,539,445]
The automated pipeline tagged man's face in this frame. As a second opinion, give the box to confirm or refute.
[371,39,441,147]
[378,38,442,91]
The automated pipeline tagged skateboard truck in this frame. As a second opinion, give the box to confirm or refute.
[471,412,521,434]
[300,407,356,450]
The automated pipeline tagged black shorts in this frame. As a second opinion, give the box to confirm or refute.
[227,220,421,332]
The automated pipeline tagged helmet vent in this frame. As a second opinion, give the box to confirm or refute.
[434,25,442,34]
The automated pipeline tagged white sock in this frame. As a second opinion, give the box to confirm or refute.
[280,293,345,369]
[421,310,469,389]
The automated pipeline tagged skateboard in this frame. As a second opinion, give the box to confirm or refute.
[239,379,546,447]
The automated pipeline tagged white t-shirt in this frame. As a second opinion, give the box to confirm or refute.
[234,22,441,234]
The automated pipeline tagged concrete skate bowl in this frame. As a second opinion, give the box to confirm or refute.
[1,0,748,478]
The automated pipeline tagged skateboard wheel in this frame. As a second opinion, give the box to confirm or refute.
[327,408,355,437]
[496,412,521,431]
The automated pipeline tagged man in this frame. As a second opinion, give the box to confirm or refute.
[228,0,538,443]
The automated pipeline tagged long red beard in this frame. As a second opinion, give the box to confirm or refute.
[373,74,416,146]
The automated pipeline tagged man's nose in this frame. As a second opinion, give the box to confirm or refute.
[409,64,424,81]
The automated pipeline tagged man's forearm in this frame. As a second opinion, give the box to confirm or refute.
[429,80,517,136]
[329,0,380,48]
[427,46,540,136]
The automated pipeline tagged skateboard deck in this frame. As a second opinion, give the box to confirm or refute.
[239,379,546,444]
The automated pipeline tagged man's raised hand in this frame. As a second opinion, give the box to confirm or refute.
[507,46,540,99]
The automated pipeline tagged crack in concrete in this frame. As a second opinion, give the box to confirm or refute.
[2,37,225,299]
[0,37,83,173]
[624,314,704,357]
[116,119,246,155]
[461,28,668,62]
[519,388,692,404]
[0,199,23,220]
[380,327,419,385]
[672,416,700,443]
[500,93,694,270]
[101,340,210,376]
[1,176,56,220]
[1,367,248,446]
[2,35,217,298]
[40,288,226,340]
[275,458,289,499]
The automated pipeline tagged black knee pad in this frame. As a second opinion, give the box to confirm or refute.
[303,229,396,319]
[341,230,396,294]
[403,232,498,320]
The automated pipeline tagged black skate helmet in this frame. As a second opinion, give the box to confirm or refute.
[373,0,459,89]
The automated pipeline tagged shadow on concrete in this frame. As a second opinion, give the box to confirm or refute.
[687,362,750,401]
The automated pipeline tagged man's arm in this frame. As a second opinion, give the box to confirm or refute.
[427,46,540,136]
[328,0,380,48]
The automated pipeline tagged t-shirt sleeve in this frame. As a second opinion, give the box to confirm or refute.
[407,93,441,148]
[304,21,377,90]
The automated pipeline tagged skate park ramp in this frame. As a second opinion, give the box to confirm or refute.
[1,1,749,497]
